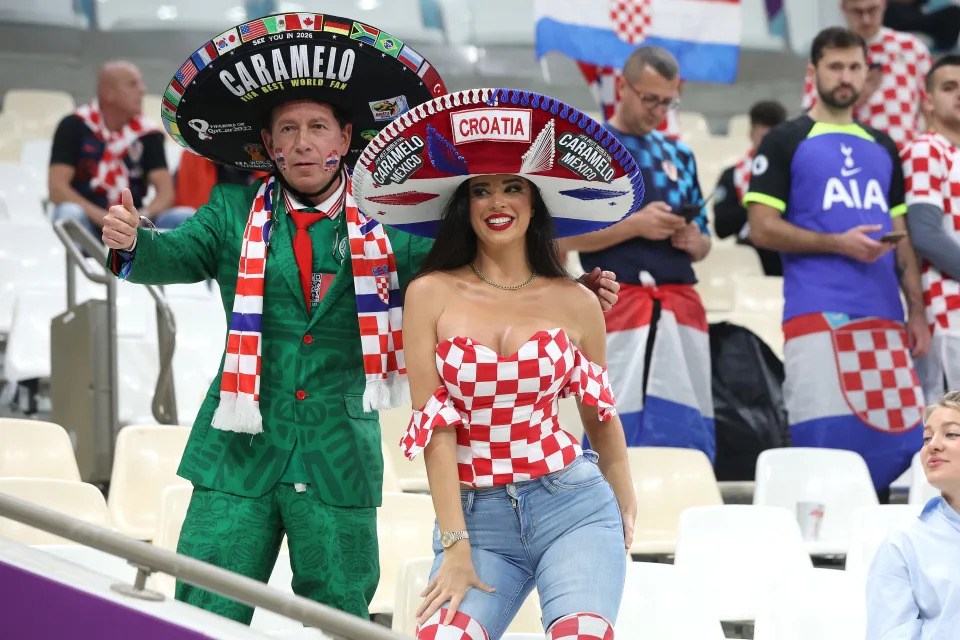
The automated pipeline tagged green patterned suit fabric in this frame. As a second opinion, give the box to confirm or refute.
[175,484,378,622]
[105,182,434,506]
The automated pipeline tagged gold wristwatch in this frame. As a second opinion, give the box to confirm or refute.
[440,530,470,548]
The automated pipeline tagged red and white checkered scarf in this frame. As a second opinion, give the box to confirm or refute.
[74,100,158,206]
[211,174,407,435]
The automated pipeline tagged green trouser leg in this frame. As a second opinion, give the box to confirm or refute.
[174,484,380,624]
[175,486,285,624]
[278,483,379,621]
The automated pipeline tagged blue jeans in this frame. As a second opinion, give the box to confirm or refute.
[53,202,195,239]
[425,451,626,639]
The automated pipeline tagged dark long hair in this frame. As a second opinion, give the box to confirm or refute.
[414,178,568,281]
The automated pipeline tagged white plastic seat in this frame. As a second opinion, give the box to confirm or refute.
[695,277,736,313]
[710,310,784,358]
[844,504,921,582]
[2,90,75,124]
[908,451,941,506]
[674,505,813,622]
[106,424,192,540]
[151,484,194,597]
[167,296,227,424]
[370,492,437,615]
[34,545,139,584]
[0,418,81,481]
[727,114,751,140]
[18,139,52,201]
[733,275,783,315]
[378,406,429,492]
[469,0,534,45]
[0,162,46,220]
[391,557,435,636]
[753,568,866,640]
[615,562,726,639]
[754,448,879,556]
[627,447,723,555]
[4,289,68,382]
[0,478,111,545]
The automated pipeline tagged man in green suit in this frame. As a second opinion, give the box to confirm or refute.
[100,13,620,626]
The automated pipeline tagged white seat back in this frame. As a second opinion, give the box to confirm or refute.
[371,492,437,614]
[0,418,81,481]
[615,562,726,638]
[0,478,111,545]
[844,504,921,581]
[754,568,866,640]
[754,448,879,555]
[674,505,813,622]
[908,451,941,505]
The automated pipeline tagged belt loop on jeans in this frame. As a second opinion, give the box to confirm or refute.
[462,490,475,515]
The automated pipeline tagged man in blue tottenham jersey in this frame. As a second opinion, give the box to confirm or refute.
[745,27,930,493]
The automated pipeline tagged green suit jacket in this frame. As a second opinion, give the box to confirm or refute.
[107,182,432,507]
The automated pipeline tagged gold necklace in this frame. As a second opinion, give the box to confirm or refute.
[470,263,537,290]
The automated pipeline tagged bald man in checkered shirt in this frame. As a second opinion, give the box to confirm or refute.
[802,0,932,150]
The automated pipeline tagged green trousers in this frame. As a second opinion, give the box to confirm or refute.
[174,483,379,624]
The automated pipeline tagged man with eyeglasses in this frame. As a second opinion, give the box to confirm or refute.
[561,46,716,462]
[801,0,931,150]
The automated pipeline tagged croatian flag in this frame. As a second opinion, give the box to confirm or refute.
[592,285,716,461]
[535,0,742,83]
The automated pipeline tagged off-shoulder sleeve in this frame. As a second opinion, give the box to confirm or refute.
[400,386,465,460]
[560,346,617,421]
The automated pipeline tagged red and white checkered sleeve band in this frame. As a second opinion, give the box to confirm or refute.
[903,138,945,207]
[562,348,617,421]
[400,386,465,460]
[801,74,816,111]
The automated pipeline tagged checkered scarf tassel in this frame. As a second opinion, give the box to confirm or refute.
[211,175,275,434]
[344,181,408,412]
[74,100,157,206]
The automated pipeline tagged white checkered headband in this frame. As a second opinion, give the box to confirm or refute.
[351,88,645,238]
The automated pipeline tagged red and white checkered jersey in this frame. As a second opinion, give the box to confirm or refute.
[802,27,931,149]
[733,150,754,202]
[902,131,960,332]
[400,328,616,488]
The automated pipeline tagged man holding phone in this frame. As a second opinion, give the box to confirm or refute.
[746,27,929,498]
[561,46,716,462]
[902,55,960,403]
[801,0,932,150]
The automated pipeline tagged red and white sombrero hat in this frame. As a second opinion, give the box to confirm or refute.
[351,88,645,238]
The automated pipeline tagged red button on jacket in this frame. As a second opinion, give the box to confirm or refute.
[296,390,306,400]
[303,335,313,344]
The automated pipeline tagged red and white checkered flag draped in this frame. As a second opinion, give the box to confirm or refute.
[74,100,159,206]
[576,0,680,138]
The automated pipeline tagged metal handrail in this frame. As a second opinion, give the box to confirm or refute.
[51,219,179,425]
[0,492,405,640]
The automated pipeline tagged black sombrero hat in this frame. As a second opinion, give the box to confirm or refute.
[159,12,447,171]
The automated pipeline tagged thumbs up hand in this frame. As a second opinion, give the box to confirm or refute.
[102,188,141,251]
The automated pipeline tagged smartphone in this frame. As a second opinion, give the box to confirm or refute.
[880,231,907,243]
[674,203,702,223]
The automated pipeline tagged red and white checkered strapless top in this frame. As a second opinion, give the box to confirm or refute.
[400,328,617,488]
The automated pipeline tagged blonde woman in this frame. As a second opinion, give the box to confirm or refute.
[866,390,960,638]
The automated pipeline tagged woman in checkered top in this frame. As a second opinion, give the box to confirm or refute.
[352,89,643,640]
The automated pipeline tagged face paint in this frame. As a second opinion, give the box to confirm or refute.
[324,150,339,173]
[275,148,286,171]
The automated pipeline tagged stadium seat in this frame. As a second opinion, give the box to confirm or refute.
[908,450,941,506]
[693,244,763,284]
[732,275,783,315]
[4,289,69,382]
[695,277,736,313]
[166,296,227,424]
[754,448,879,556]
[106,424,191,540]
[378,406,429,492]
[0,162,47,220]
[380,441,403,494]
[844,504,921,583]
[0,478,112,545]
[468,0,535,45]
[626,447,724,556]
[151,484,194,596]
[391,556,434,636]
[34,545,140,584]
[19,139,52,201]
[370,492,436,615]
[2,89,75,125]
[142,94,163,125]
[727,114,751,140]
[674,505,813,622]
[96,0,244,32]
[614,562,726,639]
[677,111,711,141]
[753,568,866,640]
[715,310,784,358]
[0,418,81,481]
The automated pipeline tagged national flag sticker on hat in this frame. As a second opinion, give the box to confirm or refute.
[215,28,242,54]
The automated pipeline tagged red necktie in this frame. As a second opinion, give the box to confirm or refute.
[289,209,325,309]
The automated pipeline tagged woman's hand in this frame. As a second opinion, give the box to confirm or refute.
[621,504,637,552]
[417,544,494,626]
